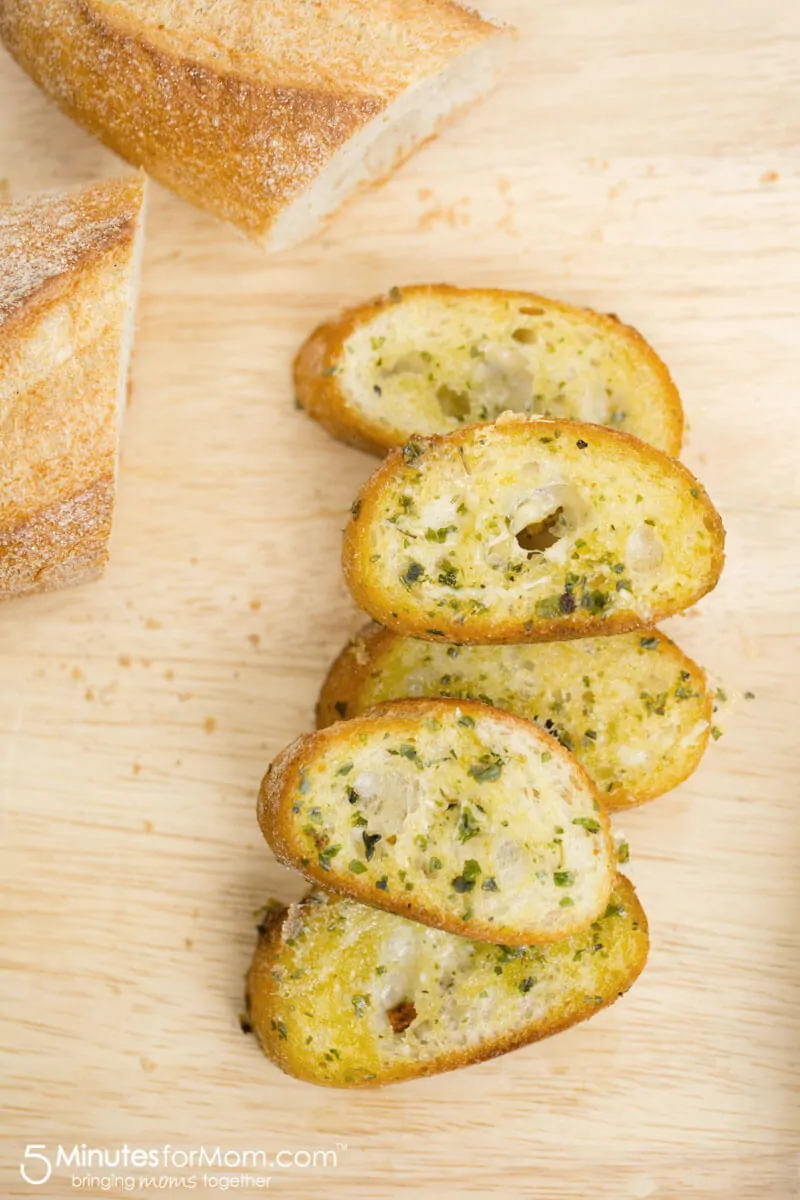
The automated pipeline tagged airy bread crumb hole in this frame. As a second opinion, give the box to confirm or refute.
[516,509,565,554]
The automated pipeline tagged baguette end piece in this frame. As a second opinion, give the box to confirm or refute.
[0,175,147,600]
[0,1,512,251]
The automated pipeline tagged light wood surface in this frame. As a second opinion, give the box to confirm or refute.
[1,2,799,1197]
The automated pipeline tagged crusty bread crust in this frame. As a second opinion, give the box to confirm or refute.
[0,177,146,599]
[0,1,506,247]
[245,875,649,1088]
[316,622,714,809]
[0,477,114,596]
[342,416,725,644]
[258,696,615,945]
[294,284,684,455]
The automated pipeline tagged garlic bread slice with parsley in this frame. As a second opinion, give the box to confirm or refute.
[294,284,683,455]
[245,875,649,1088]
[343,414,724,644]
[258,698,614,945]
[318,625,713,809]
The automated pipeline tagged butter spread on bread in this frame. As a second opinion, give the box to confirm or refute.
[0,1,512,250]
[0,176,146,599]
[295,284,683,455]
[259,698,615,945]
[245,875,648,1087]
[343,415,725,643]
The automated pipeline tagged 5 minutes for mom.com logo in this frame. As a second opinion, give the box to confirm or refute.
[19,1142,346,1188]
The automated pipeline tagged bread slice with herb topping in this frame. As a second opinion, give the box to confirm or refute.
[294,284,683,455]
[317,624,713,809]
[343,414,725,644]
[258,698,614,946]
[245,875,649,1088]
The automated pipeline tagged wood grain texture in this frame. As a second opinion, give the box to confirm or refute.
[1,1,799,1197]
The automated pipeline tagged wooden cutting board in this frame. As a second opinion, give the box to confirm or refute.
[1,3,798,1197]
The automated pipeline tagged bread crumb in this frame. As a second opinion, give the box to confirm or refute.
[71,666,83,681]
[204,717,217,734]
[132,763,142,775]
[496,209,520,237]
[497,176,511,195]
[249,599,262,612]
[184,937,194,950]
[164,668,174,680]
[85,687,95,702]
[760,170,779,184]
[118,654,131,667]
[248,633,261,647]
[145,617,162,630]
[143,818,153,832]
[417,187,434,201]
[139,1056,157,1073]
[178,692,192,702]
[419,196,470,231]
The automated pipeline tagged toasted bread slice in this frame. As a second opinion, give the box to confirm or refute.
[0,177,146,599]
[0,2,512,251]
[295,284,683,455]
[258,698,614,945]
[245,875,648,1088]
[317,625,713,809]
[343,414,725,644]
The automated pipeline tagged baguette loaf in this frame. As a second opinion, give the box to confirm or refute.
[317,625,713,809]
[258,698,614,946]
[295,284,683,455]
[0,176,146,599]
[343,414,725,644]
[0,1,511,250]
[245,875,649,1088]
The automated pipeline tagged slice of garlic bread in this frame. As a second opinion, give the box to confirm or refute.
[245,875,649,1088]
[258,698,614,946]
[317,625,713,809]
[343,415,725,644]
[294,284,683,455]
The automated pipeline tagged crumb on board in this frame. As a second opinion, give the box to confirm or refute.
[204,716,217,734]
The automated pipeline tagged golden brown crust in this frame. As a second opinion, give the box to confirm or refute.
[0,1,502,245]
[0,177,145,600]
[0,476,114,596]
[258,696,614,945]
[316,622,714,809]
[0,176,143,337]
[293,284,684,456]
[342,417,726,644]
[245,874,649,1088]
